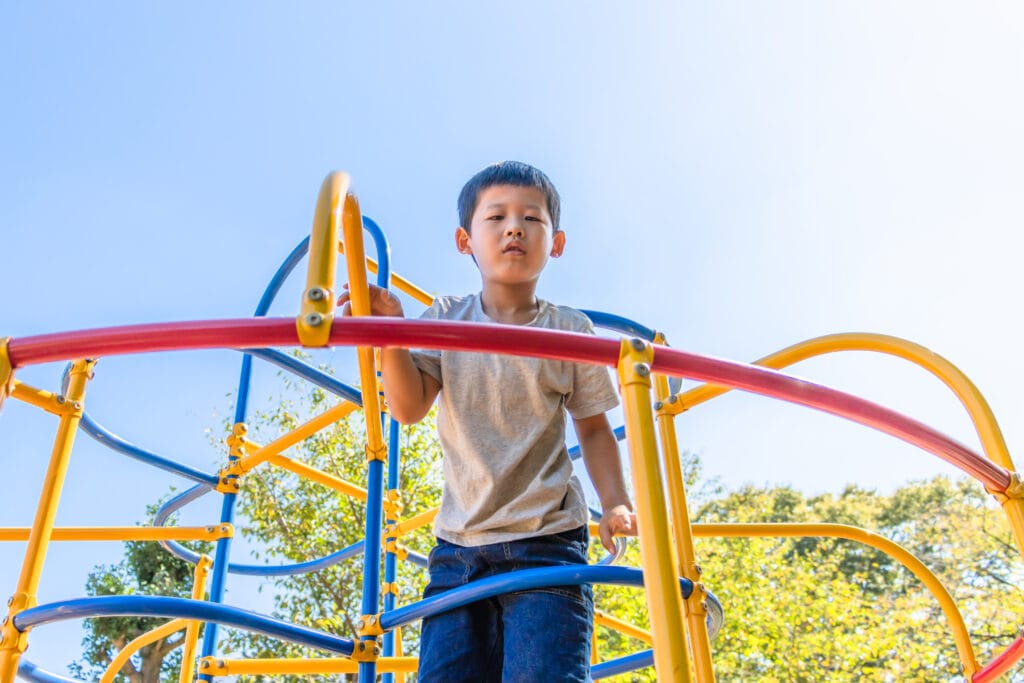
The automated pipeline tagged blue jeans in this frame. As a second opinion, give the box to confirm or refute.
[417,526,594,683]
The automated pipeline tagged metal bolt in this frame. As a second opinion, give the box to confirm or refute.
[6,597,12,606]
[369,615,376,624]
[701,600,708,610]
[634,363,650,378]
[305,312,323,327]
[630,338,646,352]
[73,401,82,410]
[668,395,678,404]
[653,401,663,410]
[1,616,7,626]
[55,395,66,404]
[307,287,327,302]
[199,661,210,670]
[695,564,703,575]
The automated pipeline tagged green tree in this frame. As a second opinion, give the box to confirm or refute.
[595,473,1024,682]
[221,383,443,681]
[70,503,211,683]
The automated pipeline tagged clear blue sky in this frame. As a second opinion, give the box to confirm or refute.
[2,1,1023,673]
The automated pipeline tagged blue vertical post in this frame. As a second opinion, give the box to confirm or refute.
[358,216,392,682]
[381,416,402,683]
[197,237,309,678]
[359,456,385,682]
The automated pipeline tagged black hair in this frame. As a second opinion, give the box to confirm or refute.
[457,161,561,233]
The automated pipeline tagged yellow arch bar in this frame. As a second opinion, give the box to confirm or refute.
[693,522,980,678]
[667,332,1011,470]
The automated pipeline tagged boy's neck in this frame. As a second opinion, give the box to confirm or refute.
[479,283,540,325]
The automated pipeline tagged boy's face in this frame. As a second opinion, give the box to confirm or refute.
[455,185,565,288]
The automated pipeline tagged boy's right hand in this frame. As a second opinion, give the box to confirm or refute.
[338,283,405,318]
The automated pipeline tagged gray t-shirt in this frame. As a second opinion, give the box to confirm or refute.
[411,293,620,546]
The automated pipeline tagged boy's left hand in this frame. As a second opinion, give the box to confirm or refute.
[599,504,637,554]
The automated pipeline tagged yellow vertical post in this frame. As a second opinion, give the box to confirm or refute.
[296,171,350,347]
[0,359,96,682]
[0,338,13,414]
[617,339,691,683]
[652,334,715,682]
[179,556,214,683]
[340,191,385,453]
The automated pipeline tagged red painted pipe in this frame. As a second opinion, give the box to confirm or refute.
[6,317,1012,492]
[973,636,1024,682]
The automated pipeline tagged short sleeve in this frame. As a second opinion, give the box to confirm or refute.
[565,317,619,419]
[410,301,443,386]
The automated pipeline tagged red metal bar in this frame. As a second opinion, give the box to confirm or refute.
[973,636,1024,682]
[6,317,1012,492]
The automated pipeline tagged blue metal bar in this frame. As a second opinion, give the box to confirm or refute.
[592,649,655,679]
[79,412,220,487]
[359,457,385,682]
[198,492,238,677]
[12,596,354,656]
[237,236,312,420]
[242,348,363,404]
[579,310,681,393]
[568,424,626,461]
[17,660,84,683]
[580,310,657,342]
[380,565,694,631]
[382,417,401,683]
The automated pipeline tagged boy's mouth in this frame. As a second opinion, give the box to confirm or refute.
[502,243,525,255]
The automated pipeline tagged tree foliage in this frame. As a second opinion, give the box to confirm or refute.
[71,503,210,683]
[596,472,1024,682]
[74,378,1024,682]
[221,382,443,681]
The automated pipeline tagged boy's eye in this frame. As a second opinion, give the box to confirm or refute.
[525,216,541,222]
[488,215,504,221]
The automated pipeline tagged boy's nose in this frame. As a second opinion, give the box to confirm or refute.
[506,225,524,238]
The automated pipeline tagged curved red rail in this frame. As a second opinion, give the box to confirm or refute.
[6,316,1012,492]
[973,636,1024,682]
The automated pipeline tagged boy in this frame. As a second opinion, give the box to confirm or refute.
[340,161,635,682]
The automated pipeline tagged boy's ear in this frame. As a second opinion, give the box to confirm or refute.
[550,230,566,258]
[455,227,472,254]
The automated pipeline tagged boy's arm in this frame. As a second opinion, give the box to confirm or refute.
[339,284,440,424]
[573,412,636,553]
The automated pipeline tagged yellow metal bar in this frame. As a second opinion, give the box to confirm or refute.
[1,359,95,681]
[297,171,349,347]
[387,508,438,537]
[198,656,419,675]
[230,400,359,475]
[340,190,386,461]
[670,333,1011,466]
[693,522,981,677]
[595,609,654,646]
[339,242,435,307]
[0,525,232,542]
[100,618,189,683]
[10,380,75,416]
[617,339,691,683]
[179,555,213,683]
[0,337,12,413]
[267,454,368,501]
[666,332,1024,559]
[652,337,715,683]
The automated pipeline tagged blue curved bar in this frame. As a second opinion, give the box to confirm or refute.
[12,596,354,657]
[380,565,693,631]
[580,310,657,341]
[592,649,655,679]
[242,348,363,404]
[79,412,219,487]
[17,660,83,683]
[580,310,682,394]
[568,424,626,461]
[362,216,391,288]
